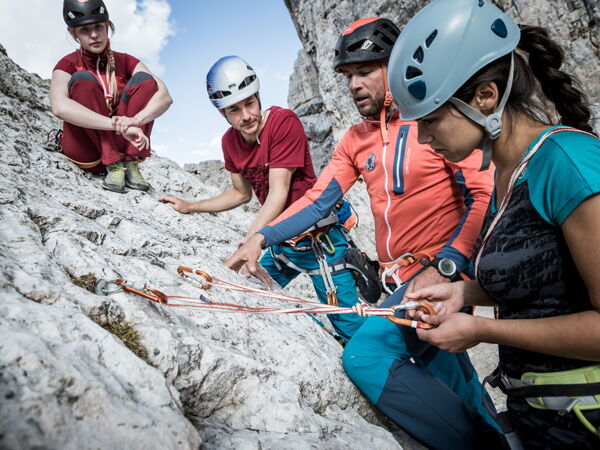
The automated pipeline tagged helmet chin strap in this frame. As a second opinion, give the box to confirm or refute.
[379,63,394,144]
[447,53,515,171]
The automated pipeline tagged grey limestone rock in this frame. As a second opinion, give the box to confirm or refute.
[0,43,403,449]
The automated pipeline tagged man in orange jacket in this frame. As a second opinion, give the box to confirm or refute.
[225,18,504,448]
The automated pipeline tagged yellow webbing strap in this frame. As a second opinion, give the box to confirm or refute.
[522,364,600,435]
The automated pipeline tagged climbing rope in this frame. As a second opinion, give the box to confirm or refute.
[96,267,436,329]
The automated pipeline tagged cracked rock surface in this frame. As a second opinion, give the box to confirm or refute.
[0,43,405,449]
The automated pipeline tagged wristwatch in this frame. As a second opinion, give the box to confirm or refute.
[429,257,458,280]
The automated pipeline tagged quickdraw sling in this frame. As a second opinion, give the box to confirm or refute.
[96,266,437,330]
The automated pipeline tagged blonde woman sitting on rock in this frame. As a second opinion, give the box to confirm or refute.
[50,0,172,193]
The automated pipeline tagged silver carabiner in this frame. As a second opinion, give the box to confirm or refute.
[95,279,125,296]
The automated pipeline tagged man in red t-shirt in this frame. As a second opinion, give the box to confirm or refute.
[158,56,366,342]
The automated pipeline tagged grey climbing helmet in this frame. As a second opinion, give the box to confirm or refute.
[63,0,109,28]
[387,0,520,169]
[206,56,260,110]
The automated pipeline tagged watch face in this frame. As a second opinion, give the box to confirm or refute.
[438,258,457,277]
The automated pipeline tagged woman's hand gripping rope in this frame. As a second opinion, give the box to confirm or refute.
[404,281,481,352]
[352,301,437,329]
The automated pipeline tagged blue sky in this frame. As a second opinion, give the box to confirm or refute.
[0,0,302,165]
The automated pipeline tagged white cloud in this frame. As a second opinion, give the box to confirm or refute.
[0,0,174,79]
[153,132,224,163]
[272,71,290,81]
[189,133,223,160]
[153,123,169,134]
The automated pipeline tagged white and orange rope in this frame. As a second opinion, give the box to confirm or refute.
[103,266,436,329]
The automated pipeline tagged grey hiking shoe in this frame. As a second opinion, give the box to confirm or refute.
[102,162,126,192]
[125,161,150,191]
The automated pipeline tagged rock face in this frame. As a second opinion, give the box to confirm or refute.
[0,43,406,449]
[285,0,600,164]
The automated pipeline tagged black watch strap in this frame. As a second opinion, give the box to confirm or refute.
[429,257,459,280]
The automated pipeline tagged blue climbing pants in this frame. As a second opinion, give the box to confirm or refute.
[260,226,365,342]
[342,279,505,449]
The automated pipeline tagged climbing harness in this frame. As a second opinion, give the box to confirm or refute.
[273,232,339,307]
[278,231,383,305]
[289,213,340,239]
[483,365,600,439]
[379,241,445,294]
[274,200,369,306]
[43,129,63,153]
[97,267,436,330]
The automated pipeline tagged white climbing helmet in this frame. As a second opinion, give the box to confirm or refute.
[206,56,260,110]
[387,0,520,169]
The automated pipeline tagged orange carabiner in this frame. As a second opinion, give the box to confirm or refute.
[327,291,339,307]
[386,301,436,329]
[177,266,212,290]
[116,279,169,305]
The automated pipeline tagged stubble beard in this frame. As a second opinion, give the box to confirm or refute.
[355,93,385,118]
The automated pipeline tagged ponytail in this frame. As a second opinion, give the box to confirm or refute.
[453,24,595,135]
[106,44,118,110]
[105,21,118,112]
[517,25,593,133]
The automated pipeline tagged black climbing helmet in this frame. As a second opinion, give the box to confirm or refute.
[333,17,400,72]
[63,0,109,28]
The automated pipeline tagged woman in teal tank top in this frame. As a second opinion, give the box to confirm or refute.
[387,0,600,447]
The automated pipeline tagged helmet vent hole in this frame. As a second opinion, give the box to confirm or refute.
[238,75,257,90]
[405,66,422,80]
[491,19,508,38]
[374,30,395,47]
[349,40,372,52]
[413,46,424,64]
[209,90,232,100]
[408,80,427,100]
[425,30,437,48]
